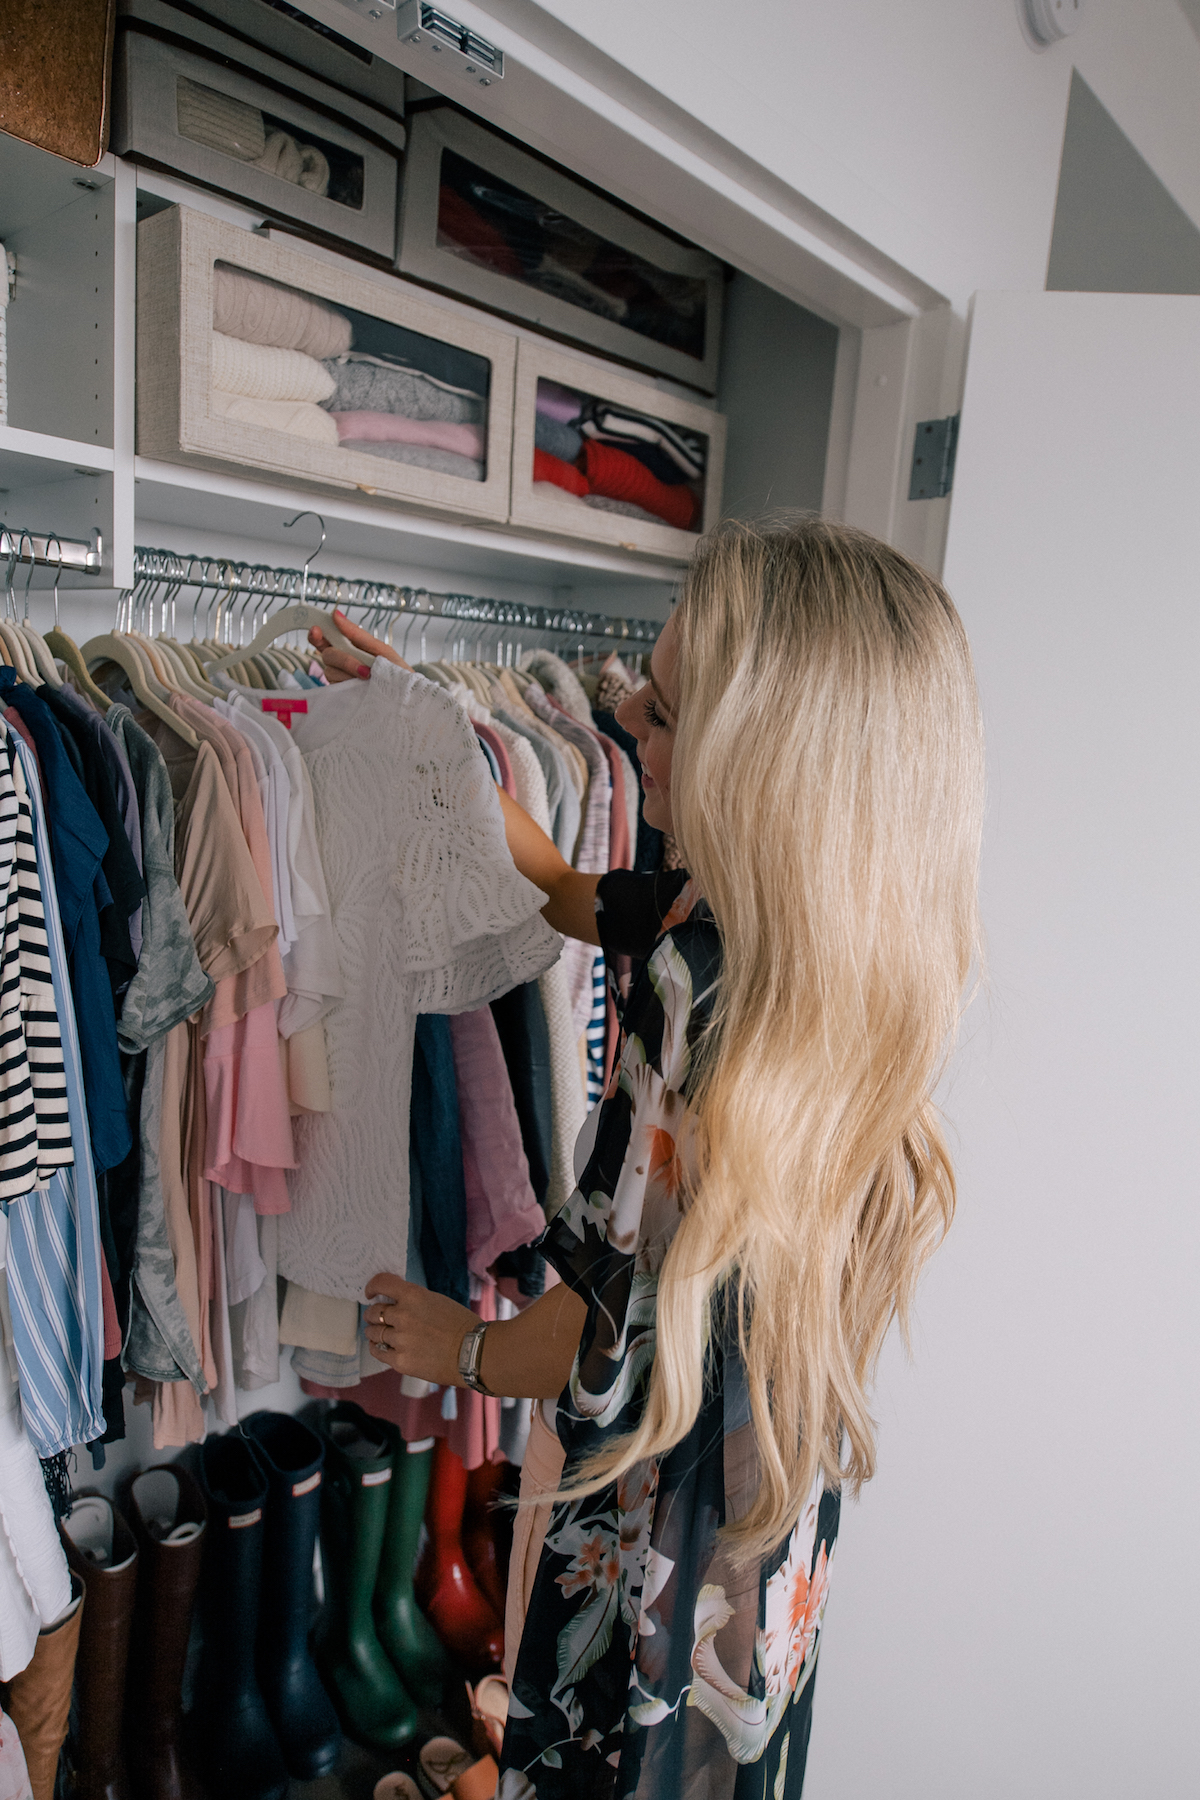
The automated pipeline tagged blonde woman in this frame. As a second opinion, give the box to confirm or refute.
[316,517,984,1797]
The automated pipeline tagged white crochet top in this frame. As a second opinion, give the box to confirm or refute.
[278,662,561,1299]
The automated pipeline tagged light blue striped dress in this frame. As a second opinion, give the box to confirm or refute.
[2,726,105,1459]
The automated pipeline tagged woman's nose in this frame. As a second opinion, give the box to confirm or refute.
[615,684,646,739]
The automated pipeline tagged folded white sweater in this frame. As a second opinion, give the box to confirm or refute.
[211,332,335,404]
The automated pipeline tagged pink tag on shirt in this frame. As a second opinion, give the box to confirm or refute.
[261,697,309,728]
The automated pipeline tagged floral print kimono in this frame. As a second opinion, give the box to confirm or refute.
[500,872,840,1799]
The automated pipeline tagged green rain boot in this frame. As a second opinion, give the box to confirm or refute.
[373,1426,451,1709]
[312,1403,419,1751]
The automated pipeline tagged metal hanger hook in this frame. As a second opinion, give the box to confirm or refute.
[12,529,36,622]
[3,531,19,618]
[43,536,64,629]
[283,511,326,607]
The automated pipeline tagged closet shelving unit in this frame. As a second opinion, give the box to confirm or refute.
[1,136,703,646]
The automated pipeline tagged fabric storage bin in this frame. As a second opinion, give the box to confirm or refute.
[125,0,411,118]
[137,204,516,525]
[509,341,726,562]
[398,107,725,394]
[113,20,405,261]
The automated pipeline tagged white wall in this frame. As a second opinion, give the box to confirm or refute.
[462,0,1200,309]
[804,291,1200,1797]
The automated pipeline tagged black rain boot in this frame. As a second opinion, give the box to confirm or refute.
[195,1434,289,1800]
[312,1403,419,1751]
[240,1410,342,1781]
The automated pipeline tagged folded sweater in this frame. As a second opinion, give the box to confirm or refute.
[210,388,339,444]
[582,439,698,530]
[535,379,585,424]
[534,414,583,464]
[331,411,485,460]
[579,399,706,481]
[213,266,352,359]
[322,355,483,424]
[212,332,335,404]
[533,448,588,497]
[341,440,484,481]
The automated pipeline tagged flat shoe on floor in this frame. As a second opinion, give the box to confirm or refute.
[418,1735,475,1794]
[375,1774,422,1800]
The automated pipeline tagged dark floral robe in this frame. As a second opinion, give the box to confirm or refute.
[500,876,840,1799]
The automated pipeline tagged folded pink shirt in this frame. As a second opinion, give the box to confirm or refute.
[330,412,486,460]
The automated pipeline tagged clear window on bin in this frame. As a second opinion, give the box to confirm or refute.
[177,78,365,211]
[209,263,491,481]
[437,149,709,364]
[531,378,706,533]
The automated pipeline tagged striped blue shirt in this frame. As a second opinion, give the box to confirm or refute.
[2,726,105,1458]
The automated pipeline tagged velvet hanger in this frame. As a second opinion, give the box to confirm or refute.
[81,631,200,748]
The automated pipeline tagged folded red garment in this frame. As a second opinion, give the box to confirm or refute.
[437,186,524,279]
[533,446,588,496]
[582,439,698,531]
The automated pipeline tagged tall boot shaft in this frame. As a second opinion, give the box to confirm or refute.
[414,1441,503,1676]
[373,1427,449,1709]
[196,1434,288,1800]
[312,1403,418,1752]
[239,1411,341,1782]
[123,1464,206,1800]
[2,1574,84,1800]
[462,1458,509,1621]
[60,1492,138,1800]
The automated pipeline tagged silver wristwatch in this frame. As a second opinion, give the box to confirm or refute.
[457,1321,493,1396]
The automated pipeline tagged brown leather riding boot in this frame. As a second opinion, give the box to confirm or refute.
[60,1491,139,1800]
[2,1573,84,1800]
[123,1466,206,1800]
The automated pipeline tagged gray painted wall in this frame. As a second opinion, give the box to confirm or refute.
[1047,70,1200,293]
[717,274,839,521]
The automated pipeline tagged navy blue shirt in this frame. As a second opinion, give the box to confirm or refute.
[0,672,132,1173]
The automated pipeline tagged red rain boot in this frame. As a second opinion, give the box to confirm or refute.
[414,1443,503,1675]
[461,1460,508,1622]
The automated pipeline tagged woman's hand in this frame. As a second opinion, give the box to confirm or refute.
[308,608,411,683]
[365,1270,588,1401]
[364,1274,475,1386]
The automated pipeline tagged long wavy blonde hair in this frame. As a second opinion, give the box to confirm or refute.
[573,517,984,1560]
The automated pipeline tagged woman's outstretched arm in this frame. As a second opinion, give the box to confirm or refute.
[496,788,600,946]
[363,1274,587,1401]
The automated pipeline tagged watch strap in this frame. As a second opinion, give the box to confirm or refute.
[457,1321,493,1396]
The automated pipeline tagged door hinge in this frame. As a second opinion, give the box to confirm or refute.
[908,412,960,501]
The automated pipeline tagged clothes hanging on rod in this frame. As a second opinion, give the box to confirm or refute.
[0,528,670,1587]
[129,544,664,658]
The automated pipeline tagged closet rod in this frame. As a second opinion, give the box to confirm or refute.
[1,526,103,575]
[130,545,664,647]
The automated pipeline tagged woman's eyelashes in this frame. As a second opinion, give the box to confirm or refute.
[643,696,669,731]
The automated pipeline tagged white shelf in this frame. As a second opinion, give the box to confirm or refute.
[0,426,114,486]
[133,457,682,596]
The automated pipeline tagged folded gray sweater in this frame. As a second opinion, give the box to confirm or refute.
[322,355,483,424]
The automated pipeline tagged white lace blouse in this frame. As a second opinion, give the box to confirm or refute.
[278,660,561,1300]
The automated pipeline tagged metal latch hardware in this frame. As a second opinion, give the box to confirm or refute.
[908,413,960,501]
[396,2,504,81]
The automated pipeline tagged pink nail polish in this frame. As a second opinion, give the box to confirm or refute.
[356,663,370,679]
